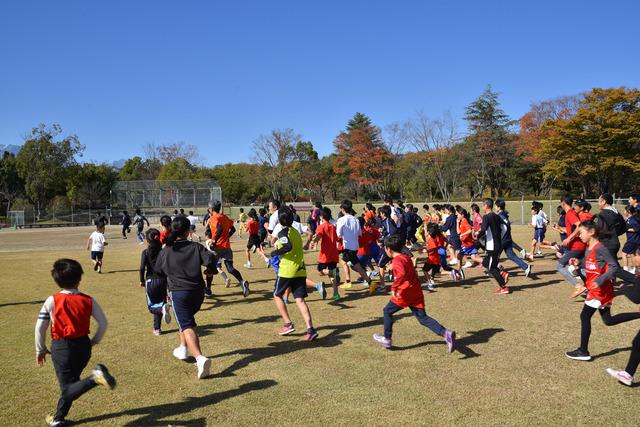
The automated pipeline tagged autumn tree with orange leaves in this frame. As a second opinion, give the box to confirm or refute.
[333,112,394,199]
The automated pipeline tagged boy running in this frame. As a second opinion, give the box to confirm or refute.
[372,234,456,351]
[306,207,342,300]
[132,208,150,245]
[87,224,108,273]
[35,259,116,426]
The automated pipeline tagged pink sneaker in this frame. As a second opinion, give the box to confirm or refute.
[153,329,161,336]
[606,368,634,386]
[494,287,510,295]
[278,323,295,336]
[373,333,392,349]
[444,330,456,353]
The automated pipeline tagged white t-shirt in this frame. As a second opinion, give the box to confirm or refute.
[187,215,198,226]
[268,211,279,232]
[336,214,361,251]
[89,231,106,252]
[272,221,307,237]
[532,213,546,228]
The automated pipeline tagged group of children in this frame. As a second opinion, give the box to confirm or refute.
[35,194,640,425]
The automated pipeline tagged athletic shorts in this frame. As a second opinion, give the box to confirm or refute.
[170,289,204,332]
[534,228,545,243]
[216,248,233,261]
[247,235,261,250]
[460,245,478,256]
[258,232,267,243]
[623,240,640,255]
[422,263,441,275]
[274,276,308,299]
[342,249,360,267]
[317,262,338,272]
[90,251,104,261]
[357,254,371,268]
[369,243,381,261]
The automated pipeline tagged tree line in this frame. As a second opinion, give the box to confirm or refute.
[1,86,638,219]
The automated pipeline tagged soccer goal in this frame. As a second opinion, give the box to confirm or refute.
[111,180,222,212]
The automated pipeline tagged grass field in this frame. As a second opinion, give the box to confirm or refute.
[1,225,639,426]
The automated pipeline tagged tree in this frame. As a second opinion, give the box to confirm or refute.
[464,86,517,197]
[157,158,198,180]
[516,95,582,196]
[119,156,162,181]
[408,111,462,200]
[251,129,300,200]
[66,163,118,209]
[540,87,640,195]
[0,151,24,214]
[333,113,394,199]
[143,142,201,165]
[15,124,84,219]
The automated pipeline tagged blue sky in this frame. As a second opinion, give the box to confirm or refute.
[1,0,639,166]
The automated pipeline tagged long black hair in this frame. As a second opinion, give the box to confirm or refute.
[145,228,162,262]
[165,216,191,247]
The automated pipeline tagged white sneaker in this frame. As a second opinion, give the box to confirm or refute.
[520,249,526,258]
[462,261,473,269]
[196,356,211,379]
[243,262,252,269]
[448,258,459,266]
[172,346,188,360]
[162,303,172,324]
[606,368,634,386]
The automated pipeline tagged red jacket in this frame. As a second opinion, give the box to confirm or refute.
[390,254,425,309]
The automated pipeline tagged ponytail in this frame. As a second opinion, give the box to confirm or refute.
[145,228,162,262]
[165,216,191,247]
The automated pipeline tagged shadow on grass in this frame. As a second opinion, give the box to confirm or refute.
[196,315,282,337]
[509,279,565,293]
[592,346,633,360]
[71,379,278,426]
[0,299,44,309]
[393,327,505,359]
[103,269,139,274]
[211,315,413,377]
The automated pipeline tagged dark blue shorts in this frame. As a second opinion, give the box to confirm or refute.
[274,276,308,299]
[534,228,545,243]
[623,240,640,255]
[90,251,104,260]
[170,289,204,332]
[357,254,371,268]
[460,245,478,256]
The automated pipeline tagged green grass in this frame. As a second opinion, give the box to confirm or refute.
[1,225,639,426]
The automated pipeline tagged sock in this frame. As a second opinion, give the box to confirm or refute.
[219,271,228,281]
[196,354,208,363]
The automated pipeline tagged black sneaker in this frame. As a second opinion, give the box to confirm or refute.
[204,287,213,298]
[92,364,117,389]
[565,348,592,361]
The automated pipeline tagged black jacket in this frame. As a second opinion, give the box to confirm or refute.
[155,241,217,292]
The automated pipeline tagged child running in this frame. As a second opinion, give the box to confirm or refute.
[372,234,456,351]
[237,208,247,237]
[622,206,640,273]
[305,207,342,301]
[35,259,116,427]
[244,209,261,269]
[121,211,131,239]
[132,208,150,245]
[186,210,201,242]
[86,223,108,273]
[270,207,319,341]
[139,228,171,336]
[457,207,482,269]
[565,220,640,361]
[159,215,172,245]
[421,223,453,289]
[154,216,218,379]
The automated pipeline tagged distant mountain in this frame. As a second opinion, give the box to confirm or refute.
[0,144,21,155]
[111,159,127,169]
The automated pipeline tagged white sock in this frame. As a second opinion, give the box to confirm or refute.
[220,271,228,280]
[196,355,208,363]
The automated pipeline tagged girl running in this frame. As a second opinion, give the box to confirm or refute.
[421,223,453,289]
[154,216,218,379]
[457,207,482,270]
[565,220,640,361]
[622,206,640,273]
[244,209,261,269]
[139,228,171,336]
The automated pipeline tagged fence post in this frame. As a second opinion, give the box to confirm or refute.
[520,196,524,225]
[71,205,74,223]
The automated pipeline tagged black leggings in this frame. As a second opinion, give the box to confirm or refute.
[579,305,640,352]
[626,331,640,376]
[483,250,505,287]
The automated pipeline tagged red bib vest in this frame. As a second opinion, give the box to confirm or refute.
[51,292,93,340]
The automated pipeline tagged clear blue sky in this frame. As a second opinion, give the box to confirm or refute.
[1,0,639,166]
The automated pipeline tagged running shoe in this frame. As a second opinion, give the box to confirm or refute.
[241,280,250,297]
[524,265,532,278]
[458,269,465,281]
[565,348,592,361]
[373,333,392,349]
[332,293,341,301]
[162,303,172,324]
[427,282,436,291]
[278,323,295,335]
[444,330,456,353]
[500,271,509,285]
[448,258,459,266]
[340,282,353,290]
[449,270,458,281]
[368,281,377,296]
[316,282,326,299]
[196,357,211,379]
[462,261,474,269]
[606,368,634,386]
[243,262,253,269]
[494,287,510,295]
[45,415,65,426]
[153,329,161,336]
[304,328,319,341]
[173,346,188,360]
[204,287,213,298]
[520,248,527,258]
[92,364,117,389]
